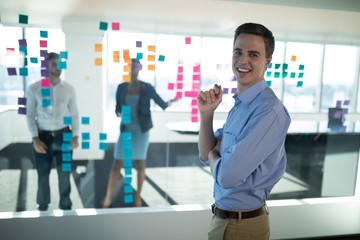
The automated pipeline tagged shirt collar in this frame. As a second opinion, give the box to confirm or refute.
[233,79,267,105]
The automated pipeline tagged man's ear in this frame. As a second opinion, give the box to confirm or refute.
[266,57,272,66]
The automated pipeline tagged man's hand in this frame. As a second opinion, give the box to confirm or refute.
[197,84,223,114]
[33,137,47,154]
[71,136,79,150]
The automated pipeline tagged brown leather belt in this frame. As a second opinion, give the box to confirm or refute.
[211,204,267,219]
[39,127,70,137]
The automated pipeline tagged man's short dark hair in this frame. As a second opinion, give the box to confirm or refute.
[234,23,275,58]
[47,52,59,61]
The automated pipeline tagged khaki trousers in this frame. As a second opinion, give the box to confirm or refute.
[208,210,269,240]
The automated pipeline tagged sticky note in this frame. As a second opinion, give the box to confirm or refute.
[291,55,297,62]
[191,108,198,114]
[41,88,51,97]
[95,58,102,66]
[176,91,182,99]
[275,64,281,69]
[184,91,198,98]
[158,55,165,62]
[18,97,26,105]
[42,98,51,108]
[177,74,183,81]
[168,83,175,90]
[333,111,343,119]
[266,81,272,87]
[19,47,27,55]
[290,72,296,78]
[136,52,143,61]
[148,64,155,71]
[123,149,132,159]
[82,117,90,125]
[18,107,27,115]
[343,100,350,106]
[63,116,72,125]
[41,78,51,87]
[123,49,131,62]
[123,140,132,149]
[268,63,272,69]
[123,64,131,73]
[123,176,132,184]
[282,63,288,70]
[112,22,120,30]
[95,43,102,52]
[63,132,73,142]
[99,133,107,140]
[99,142,108,150]
[99,21,108,30]
[19,68,28,76]
[336,100,342,108]
[123,74,131,82]
[147,45,155,52]
[40,30,48,38]
[124,168,132,175]
[296,81,303,87]
[60,51,68,59]
[193,74,200,80]
[124,194,134,203]
[299,64,305,70]
[62,153,72,162]
[266,71,272,78]
[193,65,200,72]
[231,88,237,94]
[191,116,198,122]
[124,185,134,194]
[122,132,132,141]
[82,141,90,149]
[82,132,90,140]
[192,82,200,90]
[176,83,183,89]
[122,105,131,115]
[6,48,15,56]
[113,51,120,62]
[274,72,280,78]
[282,72,288,78]
[41,69,49,77]
[40,40,47,48]
[191,99,197,106]
[185,37,191,44]
[223,88,229,94]
[62,143,72,152]
[136,41,142,48]
[19,14,28,24]
[62,163,72,172]
[298,72,304,78]
[40,50,48,58]
[30,57,38,64]
[124,159,133,168]
[178,66,183,73]
[7,68,17,76]
[18,39,27,47]
[58,61,67,69]
[147,55,155,61]
[41,59,49,68]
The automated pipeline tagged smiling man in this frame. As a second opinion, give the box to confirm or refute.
[197,23,291,240]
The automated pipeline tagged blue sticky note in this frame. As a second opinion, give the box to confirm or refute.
[274,72,280,78]
[282,72,288,78]
[124,159,132,168]
[266,71,272,78]
[136,52,143,61]
[275,63,281,69]
[99,133,107,140]
[41,88,51,97]
[62,143,71,152]
[82,132,90,140]
[282,63,288,70]
[82,141,90,149]
[266,81,272,87]
[42,98,51,108]
[123,140,132,149]
[298,72,304,78]
[123,149,132,159]
[18,39,27,47]
[124,168,132,175]
[99,142,108,150]
[297,81,303,87]
[122,132,132,141]
[19,47,27,55]
[62,153,72,162]
[30,57,38,64]
[63,116,72,125]
[58,61,67,69]
[123,176,132,184]
[62,163,72,172]
[124,185,134,194]
[40,30,48,38]
[299,64,305,70]
[63,132,73,142]
[290,72,296,78]
[122,115,131,124]
[124,194,134,204]
[267,63,272,69]
[19,14,29,24]
[60,51,68,59]
[99,21,108,30]
[82,117,90,125]
[158,55,165,62]
[19,68,28,76]
[122,105,131,115]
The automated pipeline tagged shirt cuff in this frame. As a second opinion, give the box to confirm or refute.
[199,156,210,166]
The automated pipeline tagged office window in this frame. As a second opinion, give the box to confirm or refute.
[321,44,359,112]
[283,42,324,112]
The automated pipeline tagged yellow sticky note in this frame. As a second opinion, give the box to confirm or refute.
[124,65,131,73]
[123,74,131,82]
[95,58,102,66]
[148,45,155,52]
[148,64,155,71]
[95,44,103,52]
[291,55,297,62]
[147,55,155,61]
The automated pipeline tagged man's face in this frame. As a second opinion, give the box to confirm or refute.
[232,33,271,92]
[49,57,61,78]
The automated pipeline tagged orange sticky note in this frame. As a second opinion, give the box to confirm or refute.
[291,55,297,62]
[123,74,131,82]
[148,45,155,52]
[95,58,102,66]
[95,43,103,52]
[124,65,131,73]
[147,55,155,61]
[148,64,155,71]
[123,49,131,63]
[113,51,120,63]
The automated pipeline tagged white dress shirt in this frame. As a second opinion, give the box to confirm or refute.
[26,80,79,138]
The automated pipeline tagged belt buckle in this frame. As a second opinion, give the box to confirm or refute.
[51,131,55,137]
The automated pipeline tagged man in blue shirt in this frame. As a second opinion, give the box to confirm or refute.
[198,23,291,239]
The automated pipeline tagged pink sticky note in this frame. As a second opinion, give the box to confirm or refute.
[193,65,200,72]
[191,116,198,123]
[193,74,200,80]
[112,22,120,30]
[192,82,200,90]
[178,66,183,73]
[41,78,51,87]
[191,108,198,114]
[176,92,182,99]
[184,91,198,98]
[191,99,197,106]
[176,83,183,89]
[168,83,175,90]
[185,37,191,45]
[40,40,47,48]
[177,75,183,81]
[6,48,15,56]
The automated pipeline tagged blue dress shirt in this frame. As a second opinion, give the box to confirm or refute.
[203,80,291,211]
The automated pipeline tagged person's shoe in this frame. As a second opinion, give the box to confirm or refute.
[37,205,48,211]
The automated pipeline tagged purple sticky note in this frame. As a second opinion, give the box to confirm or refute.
[136,41,142,48]
[223,88,229,94]
[41,59,49,68]
[231,88,237,94]
[333,111,343,119]
[18,97,26,105]
[41,69,49,77]
[7,68,17,76]
[40,50,48,58]
[18,107,27,115]
[336,100,342,108]
[343,100,350,106]
[18,39,27,47]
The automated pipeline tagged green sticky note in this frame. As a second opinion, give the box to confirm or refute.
[30,57,38,64]
[275,64,281,69]
[82,141,90,149]
[274,72,280,78]
[266,71,272,78]
[124,185,134,194]
[299,64,305,70]
[124,194,134,204]
[42,98,51,108]
[290,72,296,78]
[158,55,165,62]
[99,21,108,30]
[60,51,68,59]
[99,142,108,150]
[63,132,73,142]
[40,30,48,38]
[62,163,72,172]
[297,81,303,87]
[19,14,28,24]
[267,63,272,69]
[62,143,71,152]
[282,63,288,70]
[62,153,72,162]
[99,133,107,140]
[63,116,72,125]
[282,72,288,78]
[82,117,90,125]
[41,88,51,97]
[266,81,272,87]
[82,132,90,140]
[298,72,304,78]
[19,68,28,76]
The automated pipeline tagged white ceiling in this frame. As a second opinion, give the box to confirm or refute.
[1,0,360,41]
